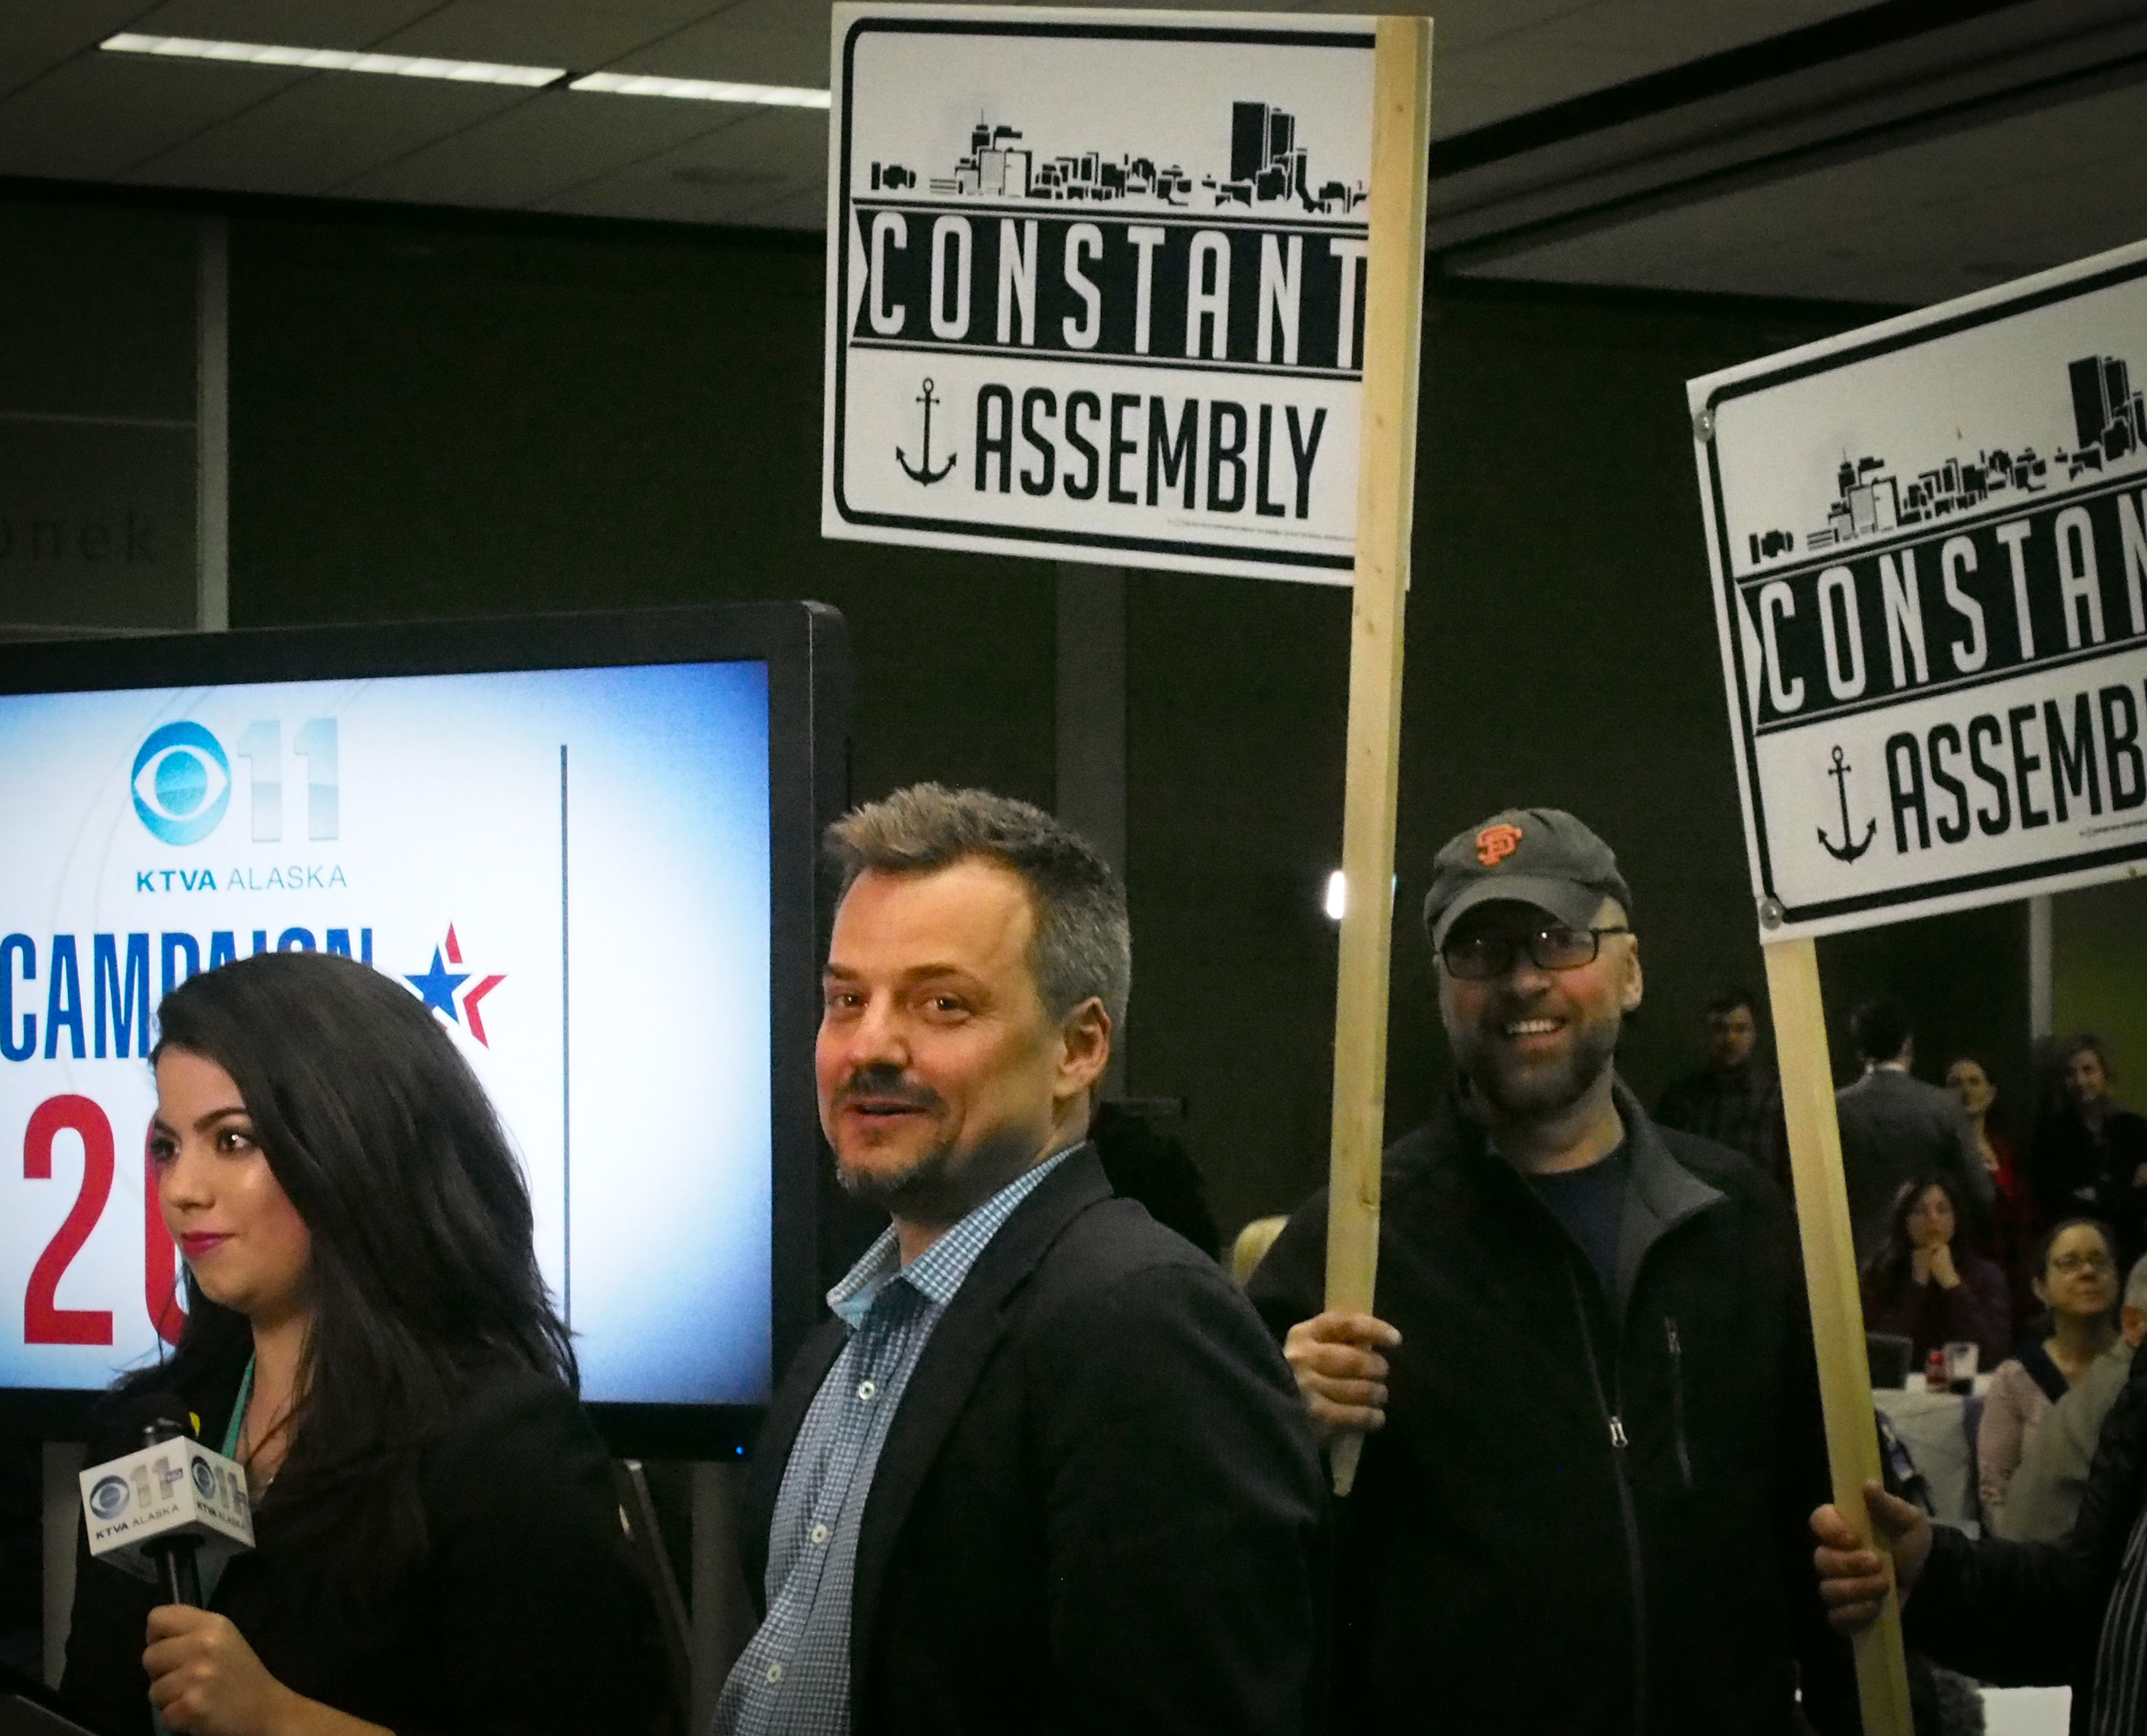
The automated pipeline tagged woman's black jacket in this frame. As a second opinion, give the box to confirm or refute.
[57,1356,670,1736]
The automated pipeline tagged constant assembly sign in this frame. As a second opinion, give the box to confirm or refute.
[1690,240,2147,940]
[822,4,1374,582]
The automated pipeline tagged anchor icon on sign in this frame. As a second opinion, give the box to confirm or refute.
[1817,745,1877,863]
[897,378,956,485]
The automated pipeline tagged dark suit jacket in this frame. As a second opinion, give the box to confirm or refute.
[60,1360,670,1736]
[1835,1067,1990,1259]
[742,1146,1325,1736]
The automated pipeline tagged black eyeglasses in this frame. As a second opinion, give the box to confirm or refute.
[1440,925,1631,981]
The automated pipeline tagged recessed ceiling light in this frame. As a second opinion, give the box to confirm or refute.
[569,72,829,109]
[101,33,565,86]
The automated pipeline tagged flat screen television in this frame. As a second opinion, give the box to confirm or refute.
[0,601,846,1458]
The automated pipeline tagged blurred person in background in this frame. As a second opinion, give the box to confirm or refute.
[1859,1173,2010,1370]
[1229,1216,1289,1288]
[1089,1100,1221,1260]
[1979,1219,2121,1535]
[2001,1253,2147,1543]
[1654,986,1789,1183]
[1948,1054,2037,1327]
[1836,999,1990,1264]
[2035,1037,2147,1269]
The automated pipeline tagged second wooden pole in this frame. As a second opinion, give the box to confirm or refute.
[1764,936,1914,1734]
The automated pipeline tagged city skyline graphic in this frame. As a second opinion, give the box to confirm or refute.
[1743,353,2147,567]
[867,99,1367,216]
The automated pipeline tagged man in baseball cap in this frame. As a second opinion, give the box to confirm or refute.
[1247,808,1851,1734]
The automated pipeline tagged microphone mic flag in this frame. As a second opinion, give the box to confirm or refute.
[79,1391,253,1604]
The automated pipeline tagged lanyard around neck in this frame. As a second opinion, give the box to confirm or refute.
[222,1357,254,1462]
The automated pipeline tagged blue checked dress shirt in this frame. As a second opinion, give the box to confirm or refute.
[712,1147,1077,1736]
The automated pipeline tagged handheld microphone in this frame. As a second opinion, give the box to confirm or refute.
[79,1391,253,1603]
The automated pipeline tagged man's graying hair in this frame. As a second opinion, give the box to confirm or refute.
[825,785,1131,1033]
[2125,1253,2147,1317]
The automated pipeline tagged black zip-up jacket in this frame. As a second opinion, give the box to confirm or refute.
[1247,1081,1853,1735]
[1904,1346,2147,1732]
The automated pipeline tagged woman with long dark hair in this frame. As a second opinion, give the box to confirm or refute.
[1857,1170,2011,1368]
[60,951,667,1736]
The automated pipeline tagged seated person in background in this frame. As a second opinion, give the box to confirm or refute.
[1981,1221,2122,1537]
[1229,1215,1289,1288]
[1836,997,1990,1263]
[2001,1253,2147,1543]
[1654,985,1788,1182]
[1859,1173,2010,1371]
[2035,1036,2147,1270]
[1947,1054,2036,1328]
[62,951,668,1736]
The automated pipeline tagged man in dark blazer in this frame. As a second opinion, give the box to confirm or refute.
[1834,997,1990,1261]
[716,784,1323,1736]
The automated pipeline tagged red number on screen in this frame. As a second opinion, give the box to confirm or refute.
[22,1095,117,1346]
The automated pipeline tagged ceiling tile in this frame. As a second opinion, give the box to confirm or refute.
[126,68,530,197]
[0,50,305,180]
[538,102,823,223]
[376,0,734,70]
[602,0,830,87]
[122,0,445,49]
[0,0,153,99]
[328,85,747,207]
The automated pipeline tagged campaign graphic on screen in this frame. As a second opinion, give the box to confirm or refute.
[0,661,772,1406]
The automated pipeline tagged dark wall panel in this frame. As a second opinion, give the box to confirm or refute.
[229,217,1055,812]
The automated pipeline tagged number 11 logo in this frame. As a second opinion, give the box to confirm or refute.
[132,718,339,845]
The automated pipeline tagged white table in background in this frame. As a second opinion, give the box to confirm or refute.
[1872,1377,1993,1531]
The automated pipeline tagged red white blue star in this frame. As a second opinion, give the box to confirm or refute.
[406,924,507,1046]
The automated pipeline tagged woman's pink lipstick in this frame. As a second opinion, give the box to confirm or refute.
[177,1232,231,1258]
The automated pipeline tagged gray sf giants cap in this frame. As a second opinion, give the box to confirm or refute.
[1422,808,1634,951]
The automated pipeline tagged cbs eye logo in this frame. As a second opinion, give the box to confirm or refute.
[132,723,231,846]
[130,718,341,846]
[88,1476,132,1521]
[190,1460,216,1499]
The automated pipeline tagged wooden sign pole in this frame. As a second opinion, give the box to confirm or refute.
[1763,936,1914,1734]
[1323,12,1433,1499]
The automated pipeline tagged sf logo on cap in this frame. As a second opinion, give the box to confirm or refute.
[1475,823,1523,867]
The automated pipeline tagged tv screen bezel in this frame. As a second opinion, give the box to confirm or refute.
[0,599,848,1461]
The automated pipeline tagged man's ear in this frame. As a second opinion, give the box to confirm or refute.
[1058,996,1111,1099]
[2123,1304,2147,1348]
[1620,935,1644,1015]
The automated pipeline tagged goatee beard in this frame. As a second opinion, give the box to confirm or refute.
[835,1139,959,1214]
[1465,1017,1622,1121]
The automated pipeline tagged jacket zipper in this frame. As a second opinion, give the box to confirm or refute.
[1665,1317,1694,1490]
[1568,1265,1647,1736]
